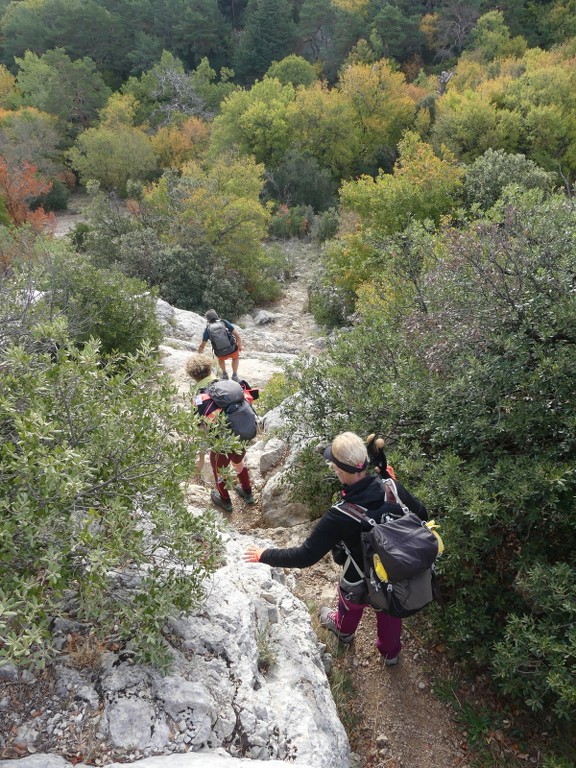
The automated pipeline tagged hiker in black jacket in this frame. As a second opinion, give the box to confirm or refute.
[244,431,427,666]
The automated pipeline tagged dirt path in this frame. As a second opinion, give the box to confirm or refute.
[225,242,472,768]
[52,192,91,238]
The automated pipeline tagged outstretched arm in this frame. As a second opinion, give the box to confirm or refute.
[243,512,343,569]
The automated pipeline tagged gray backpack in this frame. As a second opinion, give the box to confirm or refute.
[333,478,442,618]
[206,320,237,357]
[205,380,257,441]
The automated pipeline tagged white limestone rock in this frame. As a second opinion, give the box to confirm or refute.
[260,470,310,527]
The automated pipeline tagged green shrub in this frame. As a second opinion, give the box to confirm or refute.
[279,187,576,723]
[257,371,296,414]
[198,260,255,319]
[268,205,314,240]
[492,562,576,720]
[464,148,556,210]
[310,208,340,244]
[78,183,277,317]
[266,56,318,87]
[68,222,91,251]
[542,757,576,768]
[264,150,338,212]
[31,178,71,212]
[284,443,339,519]
[308,283,354,328]
[0,279,220,669]
[37,244,163,356]
[0,195,9,226]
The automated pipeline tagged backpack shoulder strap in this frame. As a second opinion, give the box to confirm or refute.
[379,477,410,514]
[332,500,376,527]
[330,501,371,581]
[194,391,220,419]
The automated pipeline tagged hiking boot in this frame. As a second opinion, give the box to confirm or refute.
[234,485,255,504]
[382,655,399,667]
[231,373,240,382]
[220,371,229,380]
[319,607,355,644]
[211,489,233,513]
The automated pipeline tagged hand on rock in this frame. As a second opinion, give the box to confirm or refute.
[244,546,264,563]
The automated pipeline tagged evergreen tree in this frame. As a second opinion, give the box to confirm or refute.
[233,0,297,83]
[15,48,111,136]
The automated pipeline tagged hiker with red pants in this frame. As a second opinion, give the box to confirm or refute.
[244,431,427,665]
[187,352,256,513]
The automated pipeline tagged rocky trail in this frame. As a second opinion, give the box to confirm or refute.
[161,241,324,401]
[202,242,474,768]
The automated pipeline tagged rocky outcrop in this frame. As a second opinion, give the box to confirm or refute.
[0,754,318,768]
[0,427,349,768]
[0,519,349,768]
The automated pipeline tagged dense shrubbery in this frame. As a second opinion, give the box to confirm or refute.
[310,208,340,244]
[38,242,163,355]
[308,283,354,329]
[77,165,281,319]
[31,178,71,212]
[0,238,221,669]
[463,148,557,210]
[264,149,338,212]
[284,187,576,724]
[268,204,314,240]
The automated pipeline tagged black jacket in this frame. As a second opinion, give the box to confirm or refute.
[259,475,427,582]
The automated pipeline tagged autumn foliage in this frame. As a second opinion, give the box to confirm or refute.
[0,157,55,231]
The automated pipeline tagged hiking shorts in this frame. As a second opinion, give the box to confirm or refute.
[210,448,246,469]
[217,349,240,361]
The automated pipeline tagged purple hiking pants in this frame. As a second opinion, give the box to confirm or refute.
[336,584,402,659]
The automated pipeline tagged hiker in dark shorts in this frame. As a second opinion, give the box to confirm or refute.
[198,309,243,381]
[244,431,427,665]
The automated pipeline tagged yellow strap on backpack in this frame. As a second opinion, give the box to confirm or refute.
[425,520,445,555]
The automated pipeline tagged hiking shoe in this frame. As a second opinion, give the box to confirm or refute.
[220,371,229,380]
[382,655,399,667]
[319,607,355,644]
[211,490,233,513]
[231,373,240,382]
[234,485,255,504]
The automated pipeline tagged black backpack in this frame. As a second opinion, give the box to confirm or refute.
[333,478,444,618]
[199,379,258,441]
[206,320,237,357]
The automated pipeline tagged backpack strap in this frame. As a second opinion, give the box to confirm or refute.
[332,500,376,527]
[193,391,220,420]
[331,501,375,582]
[379,477,410,515]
